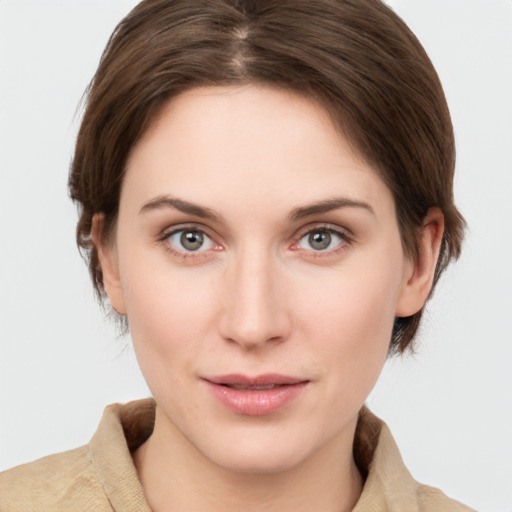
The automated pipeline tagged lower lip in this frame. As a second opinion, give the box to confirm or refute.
[204,381,308,416]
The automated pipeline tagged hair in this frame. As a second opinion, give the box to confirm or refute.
[69,0,465,353]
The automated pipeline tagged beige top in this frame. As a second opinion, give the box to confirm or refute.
[0,399,474,511]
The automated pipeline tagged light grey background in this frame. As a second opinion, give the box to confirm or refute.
[0,1,511,510]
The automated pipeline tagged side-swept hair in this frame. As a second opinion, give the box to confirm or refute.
[69,0,465,353]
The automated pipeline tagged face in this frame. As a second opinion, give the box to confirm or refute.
[100,85,434,474]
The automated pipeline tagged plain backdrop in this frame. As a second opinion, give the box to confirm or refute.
[0,1,511,510]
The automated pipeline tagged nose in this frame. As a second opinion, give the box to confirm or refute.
[219,247,291,350]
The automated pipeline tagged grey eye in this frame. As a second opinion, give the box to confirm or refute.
[296,228,346,252]
[168,229,214,252]
[180,231,204,251]
[308,231,332,250]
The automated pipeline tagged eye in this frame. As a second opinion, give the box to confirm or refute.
[295,228,348,252]
[167,229,215,253]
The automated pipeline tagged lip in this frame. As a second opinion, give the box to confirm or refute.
[203,374,309,416]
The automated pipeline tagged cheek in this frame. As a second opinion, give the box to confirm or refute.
[120,258,217,376]
[297,262,400,344]
[292,258,403,390]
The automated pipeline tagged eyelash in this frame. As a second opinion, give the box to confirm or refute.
[291,225,354,257]
[158,223,353,261]
[158,224,221,261]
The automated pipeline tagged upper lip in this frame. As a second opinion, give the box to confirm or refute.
[204,374,308,386]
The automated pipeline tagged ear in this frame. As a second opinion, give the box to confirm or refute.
[395,208,445,317]
[91,214,127,315]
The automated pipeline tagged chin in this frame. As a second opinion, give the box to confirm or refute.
[191,421,332,475]
[206,441,310,475]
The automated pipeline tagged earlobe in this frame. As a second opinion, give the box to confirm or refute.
[395,208,445,317]
[91,214,127,315]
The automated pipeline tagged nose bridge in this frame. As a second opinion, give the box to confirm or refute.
[220,243,288,349]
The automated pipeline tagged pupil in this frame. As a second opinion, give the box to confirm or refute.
[309,231,331,250]
[181,231,203,251]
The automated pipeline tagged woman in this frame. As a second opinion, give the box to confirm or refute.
[0,0,475,510]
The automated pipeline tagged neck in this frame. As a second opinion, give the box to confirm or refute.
[133,407,363,512]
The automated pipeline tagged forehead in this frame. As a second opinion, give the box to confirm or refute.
[122,84,394,218]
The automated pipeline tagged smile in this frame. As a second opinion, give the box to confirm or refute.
[203,374,309,416]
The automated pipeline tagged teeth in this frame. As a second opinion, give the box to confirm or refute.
[229,384,278,390]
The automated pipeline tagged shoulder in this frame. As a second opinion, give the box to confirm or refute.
[353,407,476,512]
[415,484,475,512]
[0,400,155,512]
[0,445,112,512]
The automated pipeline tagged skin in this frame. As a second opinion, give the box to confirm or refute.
[96,84,444,512]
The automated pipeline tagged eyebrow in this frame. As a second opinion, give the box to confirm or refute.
[289,197,375,221]
[140,195,374,222]
[140,196,221,221]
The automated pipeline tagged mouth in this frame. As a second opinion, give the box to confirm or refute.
[202,374,309,416]
[221,383,284,390]
[205,373,307,386]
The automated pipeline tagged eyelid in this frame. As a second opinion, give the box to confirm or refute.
[159,222,217,241]
[292,222,354,240]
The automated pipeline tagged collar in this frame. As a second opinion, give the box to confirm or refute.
[88,399,469,511]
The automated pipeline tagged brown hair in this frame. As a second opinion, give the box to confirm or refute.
[69,0,465,353]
